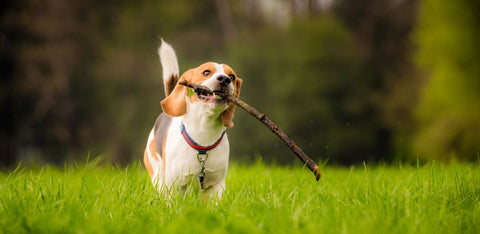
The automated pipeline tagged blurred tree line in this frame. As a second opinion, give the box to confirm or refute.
[0,0,478,167]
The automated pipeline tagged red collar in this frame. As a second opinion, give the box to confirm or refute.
[181,122,225,154]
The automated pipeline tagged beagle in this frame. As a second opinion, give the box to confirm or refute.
[144,41,242,197]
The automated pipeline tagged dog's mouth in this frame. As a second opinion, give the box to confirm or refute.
[198,92,222,101]
[187,83,230,105]
[197,90,229,104]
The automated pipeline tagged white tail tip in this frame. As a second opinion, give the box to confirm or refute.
[158,40,179,82]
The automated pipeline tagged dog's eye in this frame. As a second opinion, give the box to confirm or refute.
[228,74,236,81]
[202,70,211,76]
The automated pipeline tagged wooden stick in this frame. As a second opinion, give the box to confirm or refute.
[179,81,321,181]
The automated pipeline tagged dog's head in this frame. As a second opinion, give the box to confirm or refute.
[161,62,242,128]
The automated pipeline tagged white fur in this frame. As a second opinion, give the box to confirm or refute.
[159,40,179,82]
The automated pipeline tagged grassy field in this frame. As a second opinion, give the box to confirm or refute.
[1,160,479,233]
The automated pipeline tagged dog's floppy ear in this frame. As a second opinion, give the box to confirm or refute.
[161,69,195,116]
[160,82,187,116]
[222,77,243,128]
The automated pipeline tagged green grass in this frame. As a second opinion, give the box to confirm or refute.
[1,160,479,233]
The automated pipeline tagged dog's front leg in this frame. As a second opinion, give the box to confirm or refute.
[203,179,226,199]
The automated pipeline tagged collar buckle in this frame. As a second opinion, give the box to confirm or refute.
[197,153,208,184]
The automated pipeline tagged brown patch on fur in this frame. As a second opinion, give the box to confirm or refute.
[162,129,169,177]
[149,138,158,161]
[160,82,187,116]
[222,77,242,127]
[143,150,154,178]
[164,74,178,96]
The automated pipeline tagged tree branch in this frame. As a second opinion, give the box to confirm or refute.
[179,81,321,181]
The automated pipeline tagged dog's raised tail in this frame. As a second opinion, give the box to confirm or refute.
[159,40,179,96]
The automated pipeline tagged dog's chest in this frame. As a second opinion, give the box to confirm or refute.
[164,121,230,187]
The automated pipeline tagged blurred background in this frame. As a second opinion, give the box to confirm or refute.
[1,0,479,168]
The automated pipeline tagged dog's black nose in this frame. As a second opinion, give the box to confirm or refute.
[217,75,231,86]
